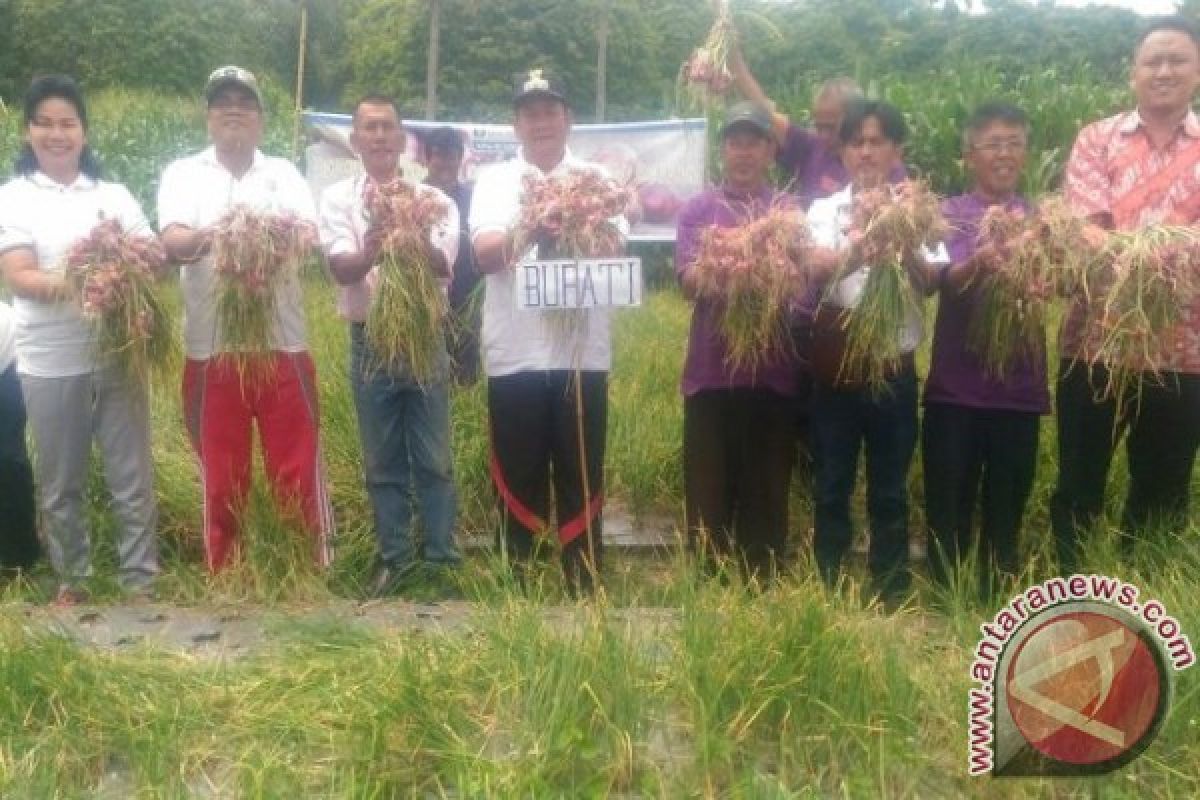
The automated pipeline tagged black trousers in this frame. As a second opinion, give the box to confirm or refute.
[1051,361,1200,573]
[792,370,815,498]
[684,388,796,579]
[922,402,1039,590]
[0,364,39,570]
[811,369,918,601]
[487,370,606,590]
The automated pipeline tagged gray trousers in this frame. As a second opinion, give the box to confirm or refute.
[20,367,159,590]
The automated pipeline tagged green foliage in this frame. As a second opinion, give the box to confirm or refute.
[0,0,353,109]
[336,0,1178,122]
[0,0,1192,129]
[872,63,1130,196]
[343,0,709,120]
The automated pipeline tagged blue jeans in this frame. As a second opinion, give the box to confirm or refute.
[811,369,918,599]
[350,324,459,568]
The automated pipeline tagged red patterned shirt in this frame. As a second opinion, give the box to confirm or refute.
[1062,109,1200,373]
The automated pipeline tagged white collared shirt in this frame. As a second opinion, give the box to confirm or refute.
[318,173,459,323]
[157,147,318,360]
[469,148,628,376]
[808,184,948,354]
[0,172,151,377]
[0,301,16,374]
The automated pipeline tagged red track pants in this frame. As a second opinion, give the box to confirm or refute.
[182,352,334,572]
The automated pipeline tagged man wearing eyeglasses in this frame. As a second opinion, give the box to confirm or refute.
[921,103,1048,597]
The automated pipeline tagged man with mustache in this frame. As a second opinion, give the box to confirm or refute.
[319,96,461,597]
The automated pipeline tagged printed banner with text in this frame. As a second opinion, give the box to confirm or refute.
[302,112,708,243]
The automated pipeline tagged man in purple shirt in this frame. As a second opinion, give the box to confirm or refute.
[923,103,1049,596]
[729,48,905,208]
[675,103,805,580]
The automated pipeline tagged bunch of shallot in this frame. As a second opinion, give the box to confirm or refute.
[1086,225,1200,417]
[511,169,632,261]
[678,1,736,109]
[363,180,451,385]
[827,181,947,393]
[966,196,1087,380]
[64,216,175,382]
[511,168,632,361]
[689,205,809,373]
[211,206,311,370]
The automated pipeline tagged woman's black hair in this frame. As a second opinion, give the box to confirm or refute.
[14,74,103,179]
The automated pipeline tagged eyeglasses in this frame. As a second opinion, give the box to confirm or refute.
[973,139,1026,155]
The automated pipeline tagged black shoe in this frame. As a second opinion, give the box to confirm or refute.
[366,561,415,600]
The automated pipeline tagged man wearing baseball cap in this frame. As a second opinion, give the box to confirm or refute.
[157,66,334,574]
[675,102,806,580]
[469,69,629,594]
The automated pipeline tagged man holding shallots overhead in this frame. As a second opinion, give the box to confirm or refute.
[158,66,334,574]
[470,70,629,595]
[1053,16,1200,571]
[675,102,807,581]
[319,95,461,598]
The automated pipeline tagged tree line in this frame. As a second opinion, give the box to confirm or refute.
[1,0,1196,121]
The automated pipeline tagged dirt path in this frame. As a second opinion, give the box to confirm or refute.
[11,599,683,661]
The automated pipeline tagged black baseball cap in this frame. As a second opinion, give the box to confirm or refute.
[513,68,568,107]
[720,102,774,139]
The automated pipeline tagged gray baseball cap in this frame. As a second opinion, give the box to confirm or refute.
[205,65,263,108]
[720,102,774,139]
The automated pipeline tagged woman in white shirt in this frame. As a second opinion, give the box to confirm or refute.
[0,300,39,574]
[0,75,160,604]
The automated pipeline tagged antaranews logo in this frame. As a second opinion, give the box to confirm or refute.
[967,574,1194,777]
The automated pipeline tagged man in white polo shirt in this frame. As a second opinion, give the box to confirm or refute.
[158,66,334,573]
[805,99,947,605]
[319,94,461,597]
[0,299,38,573]
[471,70,628,594]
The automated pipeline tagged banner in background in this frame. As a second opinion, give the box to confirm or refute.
[302,112,708,242]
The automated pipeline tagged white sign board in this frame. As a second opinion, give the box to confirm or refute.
[302,113,707,243]
[515,258,642,311]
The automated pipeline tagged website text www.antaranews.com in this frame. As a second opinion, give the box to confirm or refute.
[967,573,1194,776]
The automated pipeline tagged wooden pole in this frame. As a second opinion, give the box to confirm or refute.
[291,1,309,158]
[595,0,610,122]
[425,0,441,120]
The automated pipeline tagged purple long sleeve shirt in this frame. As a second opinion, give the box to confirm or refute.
[923,192,1051,414]
[675,185,803,398]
